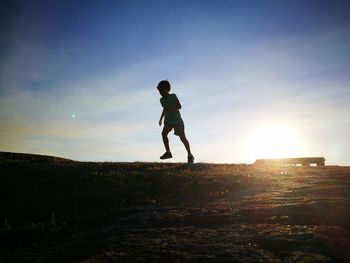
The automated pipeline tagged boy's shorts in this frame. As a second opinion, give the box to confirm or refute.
[163,124,185,136]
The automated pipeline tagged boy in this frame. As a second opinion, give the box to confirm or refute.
[157,80,194,163]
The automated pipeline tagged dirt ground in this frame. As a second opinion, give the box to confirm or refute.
[76,166,350,262]
[1,158,350,262]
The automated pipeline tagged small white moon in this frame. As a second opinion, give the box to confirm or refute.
[71,114,76,118]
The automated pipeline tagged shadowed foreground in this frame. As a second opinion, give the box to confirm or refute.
[1,152,350,262]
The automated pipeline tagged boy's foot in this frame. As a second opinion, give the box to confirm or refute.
[160,152,172,160]
[188,154,194,163]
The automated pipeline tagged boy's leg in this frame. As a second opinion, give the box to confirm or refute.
[174,125,192,156]
[162,125,172,153]
[175,125,193,163]
[180,134,194,163]
[179,134,192,156]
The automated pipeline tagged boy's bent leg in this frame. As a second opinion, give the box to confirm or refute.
[162,125,172,153]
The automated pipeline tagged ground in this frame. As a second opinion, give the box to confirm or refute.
[1,152,350,262]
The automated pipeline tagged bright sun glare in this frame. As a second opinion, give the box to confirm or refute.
[248,123,303,160]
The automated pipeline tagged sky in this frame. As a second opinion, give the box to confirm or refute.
[1,0,350,164]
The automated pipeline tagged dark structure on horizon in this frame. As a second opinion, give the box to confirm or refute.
[255,157,325,166]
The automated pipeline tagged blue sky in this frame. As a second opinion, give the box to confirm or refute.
[1,0,350,164]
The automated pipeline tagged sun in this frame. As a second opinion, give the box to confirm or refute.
[247,123,303,160]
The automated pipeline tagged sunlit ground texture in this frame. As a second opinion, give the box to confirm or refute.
[1,152,350,262]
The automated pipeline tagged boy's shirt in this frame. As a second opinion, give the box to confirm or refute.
[160,93,184,125]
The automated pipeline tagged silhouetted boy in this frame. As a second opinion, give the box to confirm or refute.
[157,80,194,163]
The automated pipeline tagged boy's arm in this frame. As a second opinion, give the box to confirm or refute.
[176,98,182,110]
[159,108,165,126]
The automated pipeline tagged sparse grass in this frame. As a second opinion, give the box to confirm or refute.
[0,159,270,235]
[1,152,350,262]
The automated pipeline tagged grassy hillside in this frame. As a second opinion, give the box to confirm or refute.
[0,152,261,232]
[1,151,350,262]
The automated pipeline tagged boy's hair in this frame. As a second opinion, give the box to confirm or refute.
[157,80,171,91]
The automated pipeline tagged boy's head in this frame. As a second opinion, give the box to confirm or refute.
[157,80,171,97]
